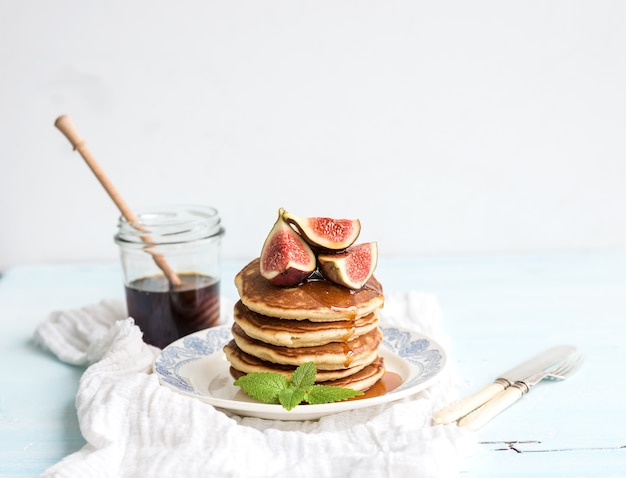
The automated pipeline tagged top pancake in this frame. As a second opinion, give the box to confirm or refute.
[235,258,384,321]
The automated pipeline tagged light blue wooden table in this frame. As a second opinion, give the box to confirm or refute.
[1,252,625,476]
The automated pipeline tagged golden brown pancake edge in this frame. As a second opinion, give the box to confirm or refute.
[233,300,380,347]
[235,258,384,321]
[231,322,383,370]
[223,340,372,382]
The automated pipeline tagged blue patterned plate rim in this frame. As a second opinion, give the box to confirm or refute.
[154,323,447,420]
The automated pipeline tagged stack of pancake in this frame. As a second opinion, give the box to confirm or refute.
[224,258,386,391]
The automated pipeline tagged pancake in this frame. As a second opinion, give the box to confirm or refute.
[231,322,383,370]
[235,258,384,321]
[227,356,386,392]
[233,300,380,347]
[319,357,386,391]
[223,340,371,382]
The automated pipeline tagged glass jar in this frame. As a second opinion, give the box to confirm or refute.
[114,204,225,348]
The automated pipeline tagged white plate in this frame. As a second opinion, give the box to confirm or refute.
[154,324,447,421]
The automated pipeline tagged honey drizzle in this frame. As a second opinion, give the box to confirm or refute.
[296,274,383,318]
[351,371,403,401]
[341,342,355,367]
[341,326,356,343]
[340,312,357,367]
[241,260,383,318]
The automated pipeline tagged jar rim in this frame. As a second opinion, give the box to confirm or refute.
[114,204,224,245]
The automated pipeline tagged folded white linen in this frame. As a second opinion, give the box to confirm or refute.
[34,291,477,478]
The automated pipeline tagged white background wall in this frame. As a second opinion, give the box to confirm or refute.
[2,1,625,272]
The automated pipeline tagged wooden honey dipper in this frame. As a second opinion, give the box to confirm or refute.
[54,114,182,287]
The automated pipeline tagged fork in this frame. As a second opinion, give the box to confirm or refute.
[458,353,585,431]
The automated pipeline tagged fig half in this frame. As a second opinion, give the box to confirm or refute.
[282,210,361,251]
[317,242,378,290]
[260,208,316,286]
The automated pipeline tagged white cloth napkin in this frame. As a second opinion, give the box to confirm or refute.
[34,291,477,478]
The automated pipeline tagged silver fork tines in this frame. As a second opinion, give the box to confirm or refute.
[547,353,585,380]
[513,353,585,393]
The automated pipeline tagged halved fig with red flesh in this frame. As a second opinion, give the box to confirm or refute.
[260,208,317,286]
[281,210,361,250]
[317,242,378,289]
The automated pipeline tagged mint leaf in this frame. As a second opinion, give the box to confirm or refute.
[278,386,307,411]
[232,362,364,411]
[290,361,316,389]
[307,384,364,404]
[234,372,288,404]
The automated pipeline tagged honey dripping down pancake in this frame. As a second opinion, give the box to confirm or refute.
[233,300,380,347]
[235,258,384,322]
[231,322,383,370]
[223,340,373,382]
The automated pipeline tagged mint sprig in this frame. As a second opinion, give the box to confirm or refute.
[233,362,364,410]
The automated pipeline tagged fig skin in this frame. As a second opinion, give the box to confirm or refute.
[281,210,361,251]
[317,242,378,290]
[260,209,317,286]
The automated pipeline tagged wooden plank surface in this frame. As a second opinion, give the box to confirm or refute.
[1,252,625,476]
